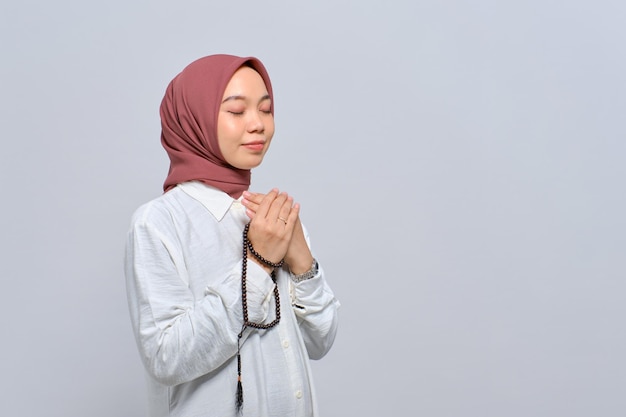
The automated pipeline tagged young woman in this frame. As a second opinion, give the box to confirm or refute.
[125,54,339,417]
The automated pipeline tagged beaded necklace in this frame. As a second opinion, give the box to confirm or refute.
[236,222,283,413]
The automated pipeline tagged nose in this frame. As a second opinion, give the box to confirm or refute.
[246,110,265,133]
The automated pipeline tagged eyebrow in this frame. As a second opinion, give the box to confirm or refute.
[222,94,271,104]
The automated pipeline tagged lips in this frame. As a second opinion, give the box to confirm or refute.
[242,141,266,151]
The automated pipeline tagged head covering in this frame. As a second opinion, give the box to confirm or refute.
[160,54,274,198]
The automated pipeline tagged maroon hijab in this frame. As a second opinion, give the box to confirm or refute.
[160,54,274,198]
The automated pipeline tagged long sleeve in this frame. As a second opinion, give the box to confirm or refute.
[125,216,276,386]
[288,227,340,360]
[125,184,339,417]
[289,265,340,360]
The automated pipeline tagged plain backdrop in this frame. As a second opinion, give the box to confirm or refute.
[1,1,624,416]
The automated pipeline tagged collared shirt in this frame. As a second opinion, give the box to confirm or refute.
[125,181,340,417]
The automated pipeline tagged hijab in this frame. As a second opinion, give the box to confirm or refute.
[160,54,274,198]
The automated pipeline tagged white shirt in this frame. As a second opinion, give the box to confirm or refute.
[125,181,340,417]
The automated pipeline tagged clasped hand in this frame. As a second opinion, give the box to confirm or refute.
[242,189,314,275]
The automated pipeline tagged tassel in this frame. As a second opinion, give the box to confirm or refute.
[236,374,243,413]
[235,334,244,413]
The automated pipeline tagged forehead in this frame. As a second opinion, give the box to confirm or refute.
[223,66,269,97]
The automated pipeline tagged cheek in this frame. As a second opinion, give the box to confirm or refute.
[218,118,238,135]
[217,120,241,148]
[265,118,276,139]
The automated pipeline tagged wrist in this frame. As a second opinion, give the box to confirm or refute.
[287,253,314,275]
[247,250,275,274]
[290,258,318,283]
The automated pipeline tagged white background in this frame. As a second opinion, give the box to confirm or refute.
[1,1,624,416]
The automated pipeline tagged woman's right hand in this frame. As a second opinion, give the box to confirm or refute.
[245,189,299,272]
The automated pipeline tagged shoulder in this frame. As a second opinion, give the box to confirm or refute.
[129,188,188,230]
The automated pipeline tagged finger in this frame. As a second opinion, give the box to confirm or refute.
[245,208,256,220]
[277,196,293,226]
[241,197,261,215]
[254,188,279,219]
[242,190,265,205]
[285,202,300,233]
[266,191,289,221]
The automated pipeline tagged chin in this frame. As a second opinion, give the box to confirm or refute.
[234,157,264,170]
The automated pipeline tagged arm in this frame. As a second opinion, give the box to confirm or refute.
[288,231,340,359]
[242,191,340,359]
[124,211,276,386]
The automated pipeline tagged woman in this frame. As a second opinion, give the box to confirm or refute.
[125,54,340,417]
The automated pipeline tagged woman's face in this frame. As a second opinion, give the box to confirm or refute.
[217,66,275,170]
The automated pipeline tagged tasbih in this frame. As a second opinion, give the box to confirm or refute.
[236,222,283,413]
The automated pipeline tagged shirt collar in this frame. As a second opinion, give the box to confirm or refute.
[177,181,241,222]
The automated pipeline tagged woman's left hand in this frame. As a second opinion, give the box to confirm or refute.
[242,190,314,275]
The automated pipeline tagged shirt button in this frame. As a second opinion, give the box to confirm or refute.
[282,340,290,348]
[295,390,303,399]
